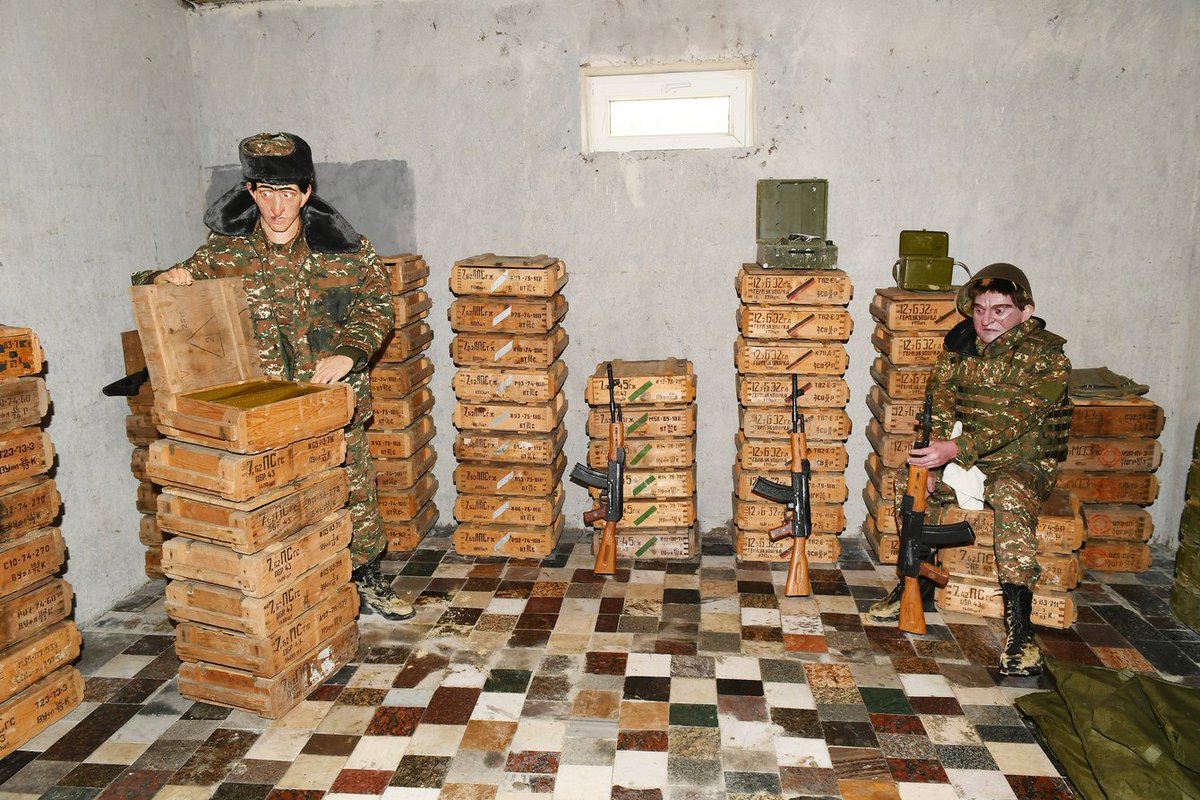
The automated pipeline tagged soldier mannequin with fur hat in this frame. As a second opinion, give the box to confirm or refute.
[133,132,414,621]
[868,264,1071,676]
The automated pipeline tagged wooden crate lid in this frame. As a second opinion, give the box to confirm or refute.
[454,253,559,269]
[129,278,261,395]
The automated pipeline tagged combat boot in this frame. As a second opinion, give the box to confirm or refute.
[867,576,936,623]
[352,557,415,621]
[999,583,1043,676]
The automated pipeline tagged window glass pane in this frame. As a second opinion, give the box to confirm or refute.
[608,96,731,137]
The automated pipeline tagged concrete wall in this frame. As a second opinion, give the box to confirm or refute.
[0,1,202,623]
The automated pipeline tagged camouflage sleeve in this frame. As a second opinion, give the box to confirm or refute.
[334,238,394,369]
[953,346,1070,468]
[924,351,957,441]
[130,238,220,285]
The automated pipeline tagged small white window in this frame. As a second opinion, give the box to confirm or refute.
[582,65,755,154]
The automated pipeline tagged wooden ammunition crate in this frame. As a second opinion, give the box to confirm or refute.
[595,497,697,530]
[456,426,567,465]
[157,469,349,554]
[450,254,568,297]
[732,466,847,504]
[603,526,698,560]
[0,327,43,381]
[145,545,164,579]
[862,515,899,564]
[1055,470,1159,505]
[865,418,916,468]
[0,667,83,759]
[366,416,436,461]
[0,579,72,650]
[939,545,1082,591]
[126,412,160,447]
[937,579,1077,629]
[870,327,944,366]
[588,404,696,439]
[130,280,355,453]
[372,387,435,430]
[451,328,569,369]
[0,378,47,434]
[176,584,357,676]
[1062,437,1162,472]
[0,429,53,489]
[865,452,904,502]
[589,436,696,470]
[1,528,65,600]
[384,501,439,552]
[453,394,568,434]
[737,375,850,408]
[163,510,351,598]
[737,407,852,441]
[381,253,429,293]
[735,338,850,376]
[940,488,1085,554]
[139,514,163,546]
[452,515,564,559]
[1081,504,1153,542]
[736,266,853,305]
[737,305,853,341]
[131,447,150,481]
[733,529,840,564]
[126,382,156,413]
[866,385,923,435]
[585,359,696,405]
[368,355,435,398]
[378,473,438,521]
[1079,539,1153,572]
[449,295,568,334]
[0,478,60,542]
[178,622,358,718]
[870,356,933,400]
[392,289,432,326]
[452,361,568,404]
[455,487,564,527]
[1069,396,1164,438]
[136,481,160,515]
[869,288,962,331]
[605,468,696,501]
[453,454,566,497]
[733,498,845,535]
[735,434,847,472]
[374,444,437,491]
[166,551,351,637]
[863,482,897,535]
[377,321,434,362]
[0,621,81,703]
[148,430,346,503]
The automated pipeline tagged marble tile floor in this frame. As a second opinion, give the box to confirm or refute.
[1,531,1197,800]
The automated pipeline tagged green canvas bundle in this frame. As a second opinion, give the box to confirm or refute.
[1068,367,1150,398]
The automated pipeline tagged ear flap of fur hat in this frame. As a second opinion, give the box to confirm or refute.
[203,185,259,237]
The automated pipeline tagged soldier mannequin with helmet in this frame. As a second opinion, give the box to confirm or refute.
[869,263,1071,677]
[132,132,415,622]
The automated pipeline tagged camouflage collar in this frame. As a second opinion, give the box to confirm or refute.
[944,317,1052,357]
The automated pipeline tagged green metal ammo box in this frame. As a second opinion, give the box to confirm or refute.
[892,229,960,291]
[755,179,838,269]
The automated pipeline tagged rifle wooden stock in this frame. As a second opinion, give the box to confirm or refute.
[784,428,811,597]
[593,420,624,576]
[897,462,929,634]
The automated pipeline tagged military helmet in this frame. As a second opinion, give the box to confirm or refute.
[956,262,1034,317]
[239,132,315,186]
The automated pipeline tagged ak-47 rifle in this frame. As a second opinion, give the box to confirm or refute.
[750,374,811,597]
[896,394,976,634]
[569,363,625,575]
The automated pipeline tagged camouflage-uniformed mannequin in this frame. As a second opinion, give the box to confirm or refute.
[133,132,413,621]
[869,264,1070,676]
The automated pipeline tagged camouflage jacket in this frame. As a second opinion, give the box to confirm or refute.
[132,222,393,425]
[926,317,1071,470]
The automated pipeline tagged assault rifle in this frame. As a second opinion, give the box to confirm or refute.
[897,394,975,634]
[569,362,625,575]
[750,374,811,597]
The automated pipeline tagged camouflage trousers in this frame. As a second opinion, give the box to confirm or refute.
[345,424,386,567]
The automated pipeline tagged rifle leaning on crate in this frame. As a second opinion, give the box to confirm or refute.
[570,362,625,575]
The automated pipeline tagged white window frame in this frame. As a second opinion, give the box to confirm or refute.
[581,64,755,154]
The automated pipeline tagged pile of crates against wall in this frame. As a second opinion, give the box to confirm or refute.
[448,254,570,558]
[585,359,698,559]
[1170,422,1200,630]
[368,254,438,552]
[0,326,83,758]
[120,330,168,576]
[130,280,359,718]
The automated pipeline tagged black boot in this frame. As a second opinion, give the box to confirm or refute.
[999,583,1042,676]
[352,557,415,621]
[867,576,937,623]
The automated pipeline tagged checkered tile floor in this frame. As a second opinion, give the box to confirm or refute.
[2,531,1196,800]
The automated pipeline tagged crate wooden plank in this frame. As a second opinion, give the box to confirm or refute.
[736,266,853,305]
[865,418,916,468]
[453,455,566,497]
[165,551,351,637]
[863,483,897,535]
[366,416,436,461]
[450,254,567,297]
[130,447,150,481]
[449,295,567,334]
[737,375,850,408]
[136,481,161,515]
[866,385,923,435]
[1068,396,1165,438]
[380,253,429,293]
[0,621,81,703]
[139,514,163,546]
[1055,470,1159,505]
[939,545,1082,590]
[735,338,850,375]
[157,469,349,554]
[126,381,156,413]
[163,510,351,598]
[732,499,844,535]
[733,529,841,563]
[0,666,83,759]
[868,288,962,331]
[735,434,847,472]
[452,361,568,403]
[176,584,357,676]
[731,466,847,504]
[453,394,568,434]
[371,388,435,430]
[589,437,696,470]
[391,289,432,326]
[0,478,60,543]
[145,546,164,578]
[870,356,932,400]
[121,329,148,375]
[376,321,434,362]
[1079,539,1153,572]
[864,452,904,502]
[147,430,346,503]
[378,473,438,521]
[1081,503,1153,542]
[940,488,1085,554]
[383,501,439,552]
[588,404,696,440]
[737,407,851,441]
[0,379,47,434]
[456,426,567,465]
[0,528,65,600]
[603,526,698,560]
[451,328,569,369]
[0,327,43,381]
[936,578,1077,629]
[0,579,72,651]
[374,444,437,491]
[871,326,943,366]
[862,514,899,565]
[178,622,358,719]
[584,359,696,405]
[737,306,853,341]
[368,355,435,399]
[1062,437,1162,472]
[0,429,53,489]
[455,487,564,527]
[452,515,565,559]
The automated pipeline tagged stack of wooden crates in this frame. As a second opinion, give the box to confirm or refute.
[0,326,84,758]
[733,267,853,563]
[584,359,698,559]
[1170,422,1200,630]
[448,254,569,558]
[120,330,169,577]
[369,253,439,552]
[131,279,360,718]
